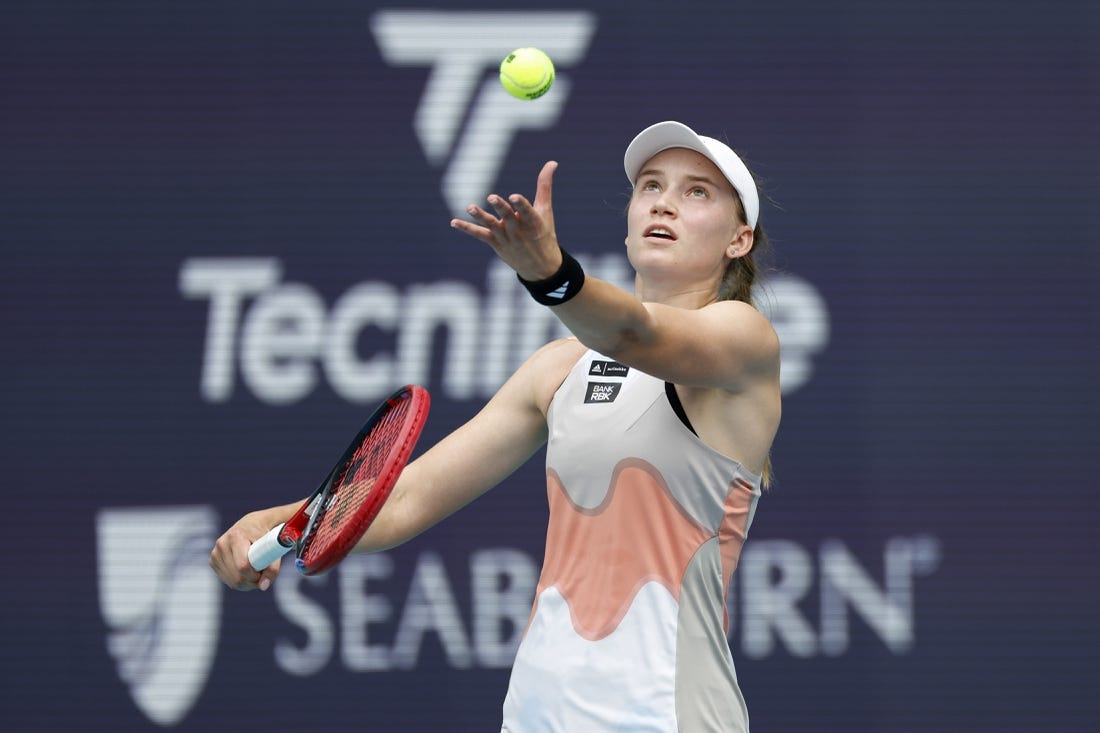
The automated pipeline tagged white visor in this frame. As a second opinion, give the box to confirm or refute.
[624,121,759,229]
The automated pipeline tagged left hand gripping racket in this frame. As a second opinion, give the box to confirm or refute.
[248,384,430,576]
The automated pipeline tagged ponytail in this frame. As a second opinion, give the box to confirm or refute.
[717,204,774,488]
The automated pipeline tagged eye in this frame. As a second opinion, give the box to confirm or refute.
[640,179,660,192]
[687,186,709,199]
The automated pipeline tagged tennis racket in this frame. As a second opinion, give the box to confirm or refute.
[248,384,430,576]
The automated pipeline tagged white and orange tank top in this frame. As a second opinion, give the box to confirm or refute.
[501,350,762,732]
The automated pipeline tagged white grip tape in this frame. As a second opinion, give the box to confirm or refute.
[248,523,291,571]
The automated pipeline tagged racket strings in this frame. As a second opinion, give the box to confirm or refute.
[304,400,414,557]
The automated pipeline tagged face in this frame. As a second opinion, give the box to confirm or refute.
[626,147,752,298]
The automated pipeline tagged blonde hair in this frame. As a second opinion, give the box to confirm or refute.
[719,193,775,489]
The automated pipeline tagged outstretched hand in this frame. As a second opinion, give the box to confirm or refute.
[450,160,563,281]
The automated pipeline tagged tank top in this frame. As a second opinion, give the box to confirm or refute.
[501,350,762,732]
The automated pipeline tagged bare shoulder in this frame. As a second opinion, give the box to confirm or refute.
[678,304,781,469]
[523,337,587,414]
[710,299,779,340]
[701,300,781,376]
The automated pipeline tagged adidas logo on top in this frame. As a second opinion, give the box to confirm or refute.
[588,360,629,377]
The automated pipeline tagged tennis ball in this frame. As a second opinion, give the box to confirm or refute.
[499,47,555,100]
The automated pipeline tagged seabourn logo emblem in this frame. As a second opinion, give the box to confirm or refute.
[97,506,221,726]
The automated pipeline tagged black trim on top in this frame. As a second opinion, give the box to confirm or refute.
[664,381,698,436]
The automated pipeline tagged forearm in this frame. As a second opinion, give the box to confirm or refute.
[354,430,543,553]
[249,501,302,531]
[547,274,654,359]
[535,260,777,390]
[353,365,551,553]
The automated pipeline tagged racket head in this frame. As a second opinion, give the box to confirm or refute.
[294,384,430,576]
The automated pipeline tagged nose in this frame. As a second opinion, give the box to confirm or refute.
[651,191,677,216]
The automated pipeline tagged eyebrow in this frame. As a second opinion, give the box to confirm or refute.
[637,168,727,190]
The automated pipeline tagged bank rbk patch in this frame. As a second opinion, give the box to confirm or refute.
[588,360,629,377]
[584,381,622,404]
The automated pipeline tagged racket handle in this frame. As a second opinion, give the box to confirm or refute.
[248,523,292,571]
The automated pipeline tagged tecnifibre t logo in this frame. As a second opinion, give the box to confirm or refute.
[370,10,597,217]
[97,506,221,726]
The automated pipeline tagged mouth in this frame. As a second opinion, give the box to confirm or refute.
[643,224,678,242]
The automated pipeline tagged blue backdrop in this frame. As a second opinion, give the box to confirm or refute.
[3,1,1097,730]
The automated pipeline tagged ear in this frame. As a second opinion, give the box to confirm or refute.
[726,224,754,259]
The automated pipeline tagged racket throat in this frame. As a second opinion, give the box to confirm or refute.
[305,494,324,517]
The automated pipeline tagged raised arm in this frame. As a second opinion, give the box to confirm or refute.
[450,161,778,392]
[555,287,778,391]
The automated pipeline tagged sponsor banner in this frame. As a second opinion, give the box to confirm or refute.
[3,1,1096,731]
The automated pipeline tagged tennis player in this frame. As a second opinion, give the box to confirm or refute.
[211,121,781,732]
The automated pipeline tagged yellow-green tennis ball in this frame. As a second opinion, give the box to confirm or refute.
[499,47,555,100]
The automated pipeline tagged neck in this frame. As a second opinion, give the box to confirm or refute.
[634,274,718,308]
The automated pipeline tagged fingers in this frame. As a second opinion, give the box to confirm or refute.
[486,195,536,233]
[508,193,536,218]
[450,209,495,245]
[449,217,483,240]
[255,560,282,592]
[534,160,557,209]
[449,161,554,246]
[210,526,281,592]
[451,197,527,245]
[487,194,518,220]
[231,555,282,592]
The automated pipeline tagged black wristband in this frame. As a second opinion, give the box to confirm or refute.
[517,249,586,306]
